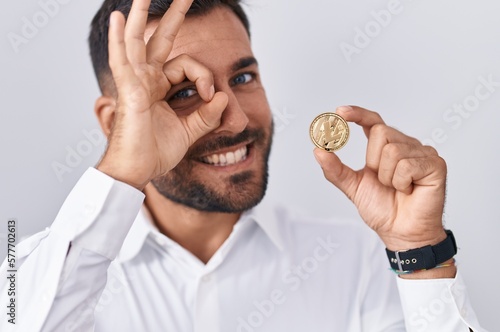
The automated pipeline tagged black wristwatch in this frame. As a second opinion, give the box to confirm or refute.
[385,229,457,272]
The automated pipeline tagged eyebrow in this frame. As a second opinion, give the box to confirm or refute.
[231,57,258,72]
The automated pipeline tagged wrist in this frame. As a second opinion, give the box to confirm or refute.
[386,229,457,278]
[398,258,456,280]
[96,161,150,191]
[383,229,448,252]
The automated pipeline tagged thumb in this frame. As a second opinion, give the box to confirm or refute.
[184,92,228,145]
[313,148,359,201]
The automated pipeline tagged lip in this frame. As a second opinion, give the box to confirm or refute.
[194,141,255,171]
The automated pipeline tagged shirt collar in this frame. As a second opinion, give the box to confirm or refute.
[117,199,285,263]
[240,199,285,251]
[116,206,157,263]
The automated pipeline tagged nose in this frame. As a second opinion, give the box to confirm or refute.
[212,88,249,134]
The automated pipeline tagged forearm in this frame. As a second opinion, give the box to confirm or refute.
[0,168,144,331]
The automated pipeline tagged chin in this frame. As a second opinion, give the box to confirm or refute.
[151,165,269,213]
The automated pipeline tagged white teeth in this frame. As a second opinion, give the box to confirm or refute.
[235,148,242,161]
[219,154,227,165]
[201,146,248,166]
[226,152,235,164]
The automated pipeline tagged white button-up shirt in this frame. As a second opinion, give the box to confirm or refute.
[0,168,485,331]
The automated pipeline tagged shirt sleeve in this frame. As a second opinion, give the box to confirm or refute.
[397,268,487,332]
[0,168,144,332]
[359,230,406,331]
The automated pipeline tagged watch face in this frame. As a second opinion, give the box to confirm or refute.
[310,113,350,152]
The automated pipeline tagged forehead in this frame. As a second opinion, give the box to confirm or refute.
[145,6,253,69]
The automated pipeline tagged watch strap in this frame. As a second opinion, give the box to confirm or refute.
[385,229,457,272]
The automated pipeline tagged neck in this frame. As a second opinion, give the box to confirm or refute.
[143,183,240,264]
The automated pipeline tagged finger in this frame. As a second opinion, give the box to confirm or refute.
[313,148,359,201]
[392,155,447,195]
[146,0,193,66]
[378,143,439,188]
[124,0,151,65]
[366,124,421,172]
[182,91,228,145]
[163,54,215,101]
[108,11,136,91]
[336,105,385,138]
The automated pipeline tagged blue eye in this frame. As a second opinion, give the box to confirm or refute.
[173,88,198,100]
[233,73,254,85]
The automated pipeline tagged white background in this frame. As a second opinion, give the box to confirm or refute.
[1,0,498,330]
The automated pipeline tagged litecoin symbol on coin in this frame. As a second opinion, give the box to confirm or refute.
[310,113,350,151]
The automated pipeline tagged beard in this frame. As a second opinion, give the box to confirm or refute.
[151,123,273,213]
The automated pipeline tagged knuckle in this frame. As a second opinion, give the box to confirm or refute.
[396,159,414,176]
[371,111,382,120]
[406,142,423,154]
[407,136,420,145]
[423,145,439,156]
[370,123,387,138]
[163,64,184,83]
[163,31,177,44]
[434,155,447,171]
[382,143,402,160]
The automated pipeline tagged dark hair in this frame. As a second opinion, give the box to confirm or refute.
[89,0,250,93]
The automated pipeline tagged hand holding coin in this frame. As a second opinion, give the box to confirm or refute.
[312,106,448,258]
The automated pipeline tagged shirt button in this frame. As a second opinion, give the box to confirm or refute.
[202,274,212,283]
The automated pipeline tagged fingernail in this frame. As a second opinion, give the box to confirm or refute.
[337,105,352,113]
[109,13,116,27]
[209,85,215,99]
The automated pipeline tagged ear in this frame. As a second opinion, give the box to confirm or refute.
[94,96,116,138]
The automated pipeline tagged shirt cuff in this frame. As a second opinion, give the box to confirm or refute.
[51,167,145,260]
[397,269,485,331]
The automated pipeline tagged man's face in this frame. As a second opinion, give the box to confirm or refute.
[146,7,273,213]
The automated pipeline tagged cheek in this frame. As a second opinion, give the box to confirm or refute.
[239,89,272,125]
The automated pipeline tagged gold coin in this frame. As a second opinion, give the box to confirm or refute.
[309,113,350,151]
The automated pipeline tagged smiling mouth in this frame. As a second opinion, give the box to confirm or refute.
[200,145,249,167]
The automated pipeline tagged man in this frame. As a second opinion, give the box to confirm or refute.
[0,0,485,331]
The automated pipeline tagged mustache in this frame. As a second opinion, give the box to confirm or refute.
[188,128,265,157]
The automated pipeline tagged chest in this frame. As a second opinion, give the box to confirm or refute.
[94,239,364,332]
